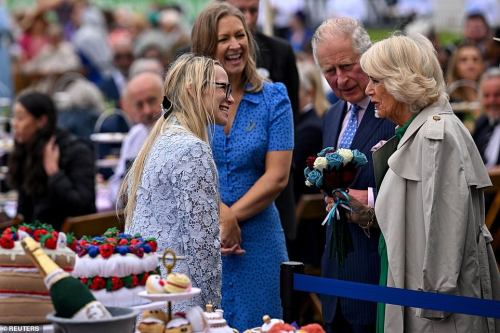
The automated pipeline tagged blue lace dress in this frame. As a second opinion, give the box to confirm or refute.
[126,121,222,310]
[211,82,294,330]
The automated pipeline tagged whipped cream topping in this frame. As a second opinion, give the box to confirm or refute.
[72,252,158,278]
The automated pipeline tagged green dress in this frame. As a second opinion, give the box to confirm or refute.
[376,114,417,333]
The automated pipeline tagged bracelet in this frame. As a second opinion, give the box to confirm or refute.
[359,207,376,238]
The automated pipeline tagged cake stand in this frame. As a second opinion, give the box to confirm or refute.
[138,249,199,320]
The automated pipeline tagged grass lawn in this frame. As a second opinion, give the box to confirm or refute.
[368,28,461,44]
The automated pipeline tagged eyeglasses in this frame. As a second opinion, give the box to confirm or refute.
[213,82,232,99]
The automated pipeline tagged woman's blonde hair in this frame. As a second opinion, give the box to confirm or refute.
[120,53,221,226]
[191,2,264,92]
[297,61,330,117]
[360,33,447,113]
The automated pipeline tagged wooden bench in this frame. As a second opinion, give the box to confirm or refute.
[61,210,125,238]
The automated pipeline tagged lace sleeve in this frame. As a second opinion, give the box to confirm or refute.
[172,139,222,308]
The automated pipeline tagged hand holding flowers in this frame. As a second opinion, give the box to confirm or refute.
[304,147,368,263]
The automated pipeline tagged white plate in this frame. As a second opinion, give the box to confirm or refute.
[90,133,127,143]
[96,158,119,168]
[131,300,166,311]
[138,288,201,302]
[156,252,186,260]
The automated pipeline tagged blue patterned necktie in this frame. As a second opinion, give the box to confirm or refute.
[338,104,360,149]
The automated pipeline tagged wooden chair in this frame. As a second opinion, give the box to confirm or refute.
[295,193,327,224]
[61,210,125,238]
[0,214,23,230]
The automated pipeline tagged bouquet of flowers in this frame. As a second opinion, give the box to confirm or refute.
[304,147,368,263]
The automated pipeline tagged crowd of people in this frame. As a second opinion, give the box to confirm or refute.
[0,0,499,332]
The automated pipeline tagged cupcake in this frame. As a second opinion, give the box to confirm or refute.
[164,273,192,293]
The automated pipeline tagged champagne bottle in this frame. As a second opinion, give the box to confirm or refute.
[20,235,112,320]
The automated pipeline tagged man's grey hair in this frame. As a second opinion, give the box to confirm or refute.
[129,58,164,78]
[480,67,500,86]
[311,17,372,64]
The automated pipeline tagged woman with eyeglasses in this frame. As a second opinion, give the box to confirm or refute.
[120,54,234,310]
[192,2,294,330]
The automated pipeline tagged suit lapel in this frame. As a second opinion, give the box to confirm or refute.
[351,102,384,151]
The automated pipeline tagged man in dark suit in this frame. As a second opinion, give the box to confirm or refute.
[311,17,394,333]
[98,36,134,107]
[224,0,300,249]
[473,67,500,168]
[473,67,500,230]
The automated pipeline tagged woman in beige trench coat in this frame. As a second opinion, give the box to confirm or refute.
[340,33,500,333]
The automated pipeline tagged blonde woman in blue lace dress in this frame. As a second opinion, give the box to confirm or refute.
[121,54,234,310]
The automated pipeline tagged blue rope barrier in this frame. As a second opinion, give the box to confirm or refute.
[294,274,500,318]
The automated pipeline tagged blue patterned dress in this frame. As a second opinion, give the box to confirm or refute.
[211,82,294,330]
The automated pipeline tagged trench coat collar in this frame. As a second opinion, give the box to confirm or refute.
[397,98,452,149]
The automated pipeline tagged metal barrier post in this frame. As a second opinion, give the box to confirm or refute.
[280,261,305,323]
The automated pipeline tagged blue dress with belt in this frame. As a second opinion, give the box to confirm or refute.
[211,82,294,331]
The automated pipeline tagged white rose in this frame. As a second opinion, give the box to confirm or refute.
[313,157,328,171]
[337,148,353,165]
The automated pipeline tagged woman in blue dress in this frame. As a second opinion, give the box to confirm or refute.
[192,3,294,330]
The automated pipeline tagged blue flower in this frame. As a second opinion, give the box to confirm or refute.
[92,236,105,243]
[306,169,323,188]
[352,149,368,167]
[304,167,312,178]
[318,146,335,157]
[326,152,344,170]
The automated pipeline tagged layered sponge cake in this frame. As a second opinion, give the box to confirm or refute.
[0,223,76,324]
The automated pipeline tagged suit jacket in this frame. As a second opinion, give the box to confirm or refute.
[98,76,120,106]
[473,115,500,165]
[254,31,299,242]
[293,108,323,202]
[254,31,299,120]
[321,100,395,325]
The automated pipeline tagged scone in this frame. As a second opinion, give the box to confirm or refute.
[137,309,168,333]
[164,273,191,293]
